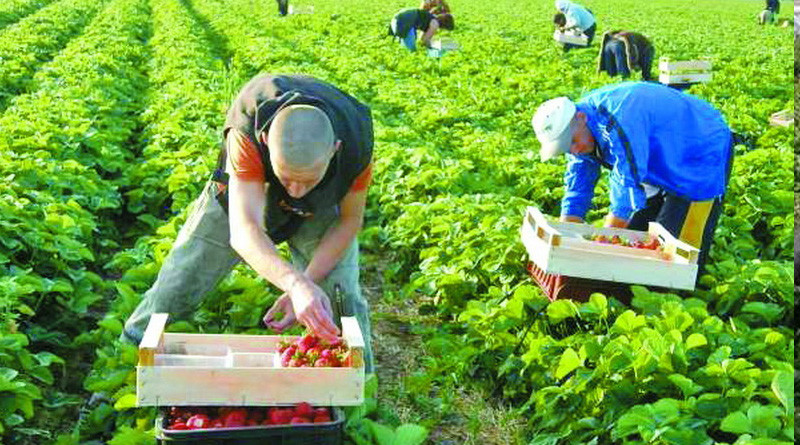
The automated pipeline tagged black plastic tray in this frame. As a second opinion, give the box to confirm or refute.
[156,407,343,444]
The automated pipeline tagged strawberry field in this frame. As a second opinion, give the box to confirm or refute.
[0,0,795,443]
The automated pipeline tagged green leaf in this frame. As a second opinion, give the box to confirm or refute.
[611,310,646,333]
[740,302,783,323]
[546,300,579,323]
[363,418,396,445]
[770,371,792,417]
[668,374,703,398]
[113,393,137,411]
[720,411,750,435]
[394,424,428,445]
[685,333,708,349]
[555,347,582,379]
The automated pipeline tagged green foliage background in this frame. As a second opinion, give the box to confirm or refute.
[0,0,793,444]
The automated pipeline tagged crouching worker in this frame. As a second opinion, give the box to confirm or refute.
[598,31,655,81]
[388,8,452,51]
[121,74,376,373]
[531,82,733,279]
[554,0,596,52]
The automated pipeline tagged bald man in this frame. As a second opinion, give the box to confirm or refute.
[121,74,375,372]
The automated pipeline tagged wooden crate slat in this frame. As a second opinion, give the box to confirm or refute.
[138,313,169,367]
[658,59,712,72]
[659,72,712,84]
[137,366,364,406]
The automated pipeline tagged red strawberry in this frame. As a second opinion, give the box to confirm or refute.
[290,416,310,424]
[313,408,329,417]
[295,402,313,418]
[314,357,333,367]
[313,414,331,423]
[222,409,247,427]
[288,357,306,368]
[186,414,210,429]
[269,408,292,425]
[170,421,189,430]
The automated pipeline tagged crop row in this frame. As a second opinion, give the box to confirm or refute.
[0,0,55,30]
[0,0,108,112]
[0,0,150,439]
[75,0,261,441]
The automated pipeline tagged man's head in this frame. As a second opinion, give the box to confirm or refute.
[531,97,594,161]
[267,104,340,198]
[553,12,566,27]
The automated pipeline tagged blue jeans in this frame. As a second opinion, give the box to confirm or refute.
[602,39,631,78]
[400,29,417,51]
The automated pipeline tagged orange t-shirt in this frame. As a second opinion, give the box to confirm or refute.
[226,128,373,193]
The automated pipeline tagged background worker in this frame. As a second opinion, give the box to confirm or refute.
[388,8,453,51]
[121,74,376,373]
[277,0,288,16]
[766,0,780,15]
[597,31,655,81]
[553,0,597,51]
[421,0,455,29]
[531,82,733,275]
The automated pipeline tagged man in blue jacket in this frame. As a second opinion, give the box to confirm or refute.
[531,82,733,273]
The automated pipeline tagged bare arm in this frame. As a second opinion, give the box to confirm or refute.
[421,19,439,48]
[304,184,368,282]
[226,155,340,340]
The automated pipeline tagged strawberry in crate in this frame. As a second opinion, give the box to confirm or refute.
[277,333,352,367]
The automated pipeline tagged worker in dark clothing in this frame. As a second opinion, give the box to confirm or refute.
[388,8,453,51]
[121,74,377,373]
[766,0,780,15]
[277,0,288,16]
[598,31,655,81]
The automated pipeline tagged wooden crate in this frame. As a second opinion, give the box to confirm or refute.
[769,109,793,127]
[288,5,314,14]
[520,207,699,290]
[553,29,588,46]
[430,37,461,51]
[658,58,712,85]
[137,314,365,407]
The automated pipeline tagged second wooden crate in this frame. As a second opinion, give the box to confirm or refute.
[658,57,712,85]
[520,207,699,290]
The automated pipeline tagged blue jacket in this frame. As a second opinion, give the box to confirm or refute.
[561,82,732,221]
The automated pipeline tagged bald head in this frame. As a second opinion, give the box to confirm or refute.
[267,104,336,169]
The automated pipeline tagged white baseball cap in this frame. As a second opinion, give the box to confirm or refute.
[531,97,577,161]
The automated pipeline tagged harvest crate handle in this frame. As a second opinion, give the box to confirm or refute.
[648,223,699,264]
[340,316,365,369]
[138,313,169,367]
[525,207,562,247]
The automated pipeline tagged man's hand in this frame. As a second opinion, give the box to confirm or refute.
[263,293,296,332]
[287,280,340,342]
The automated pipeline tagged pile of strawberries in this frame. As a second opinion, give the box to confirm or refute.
[166,403,332,430]
[586,234,661,250]
[278,333,350,368]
